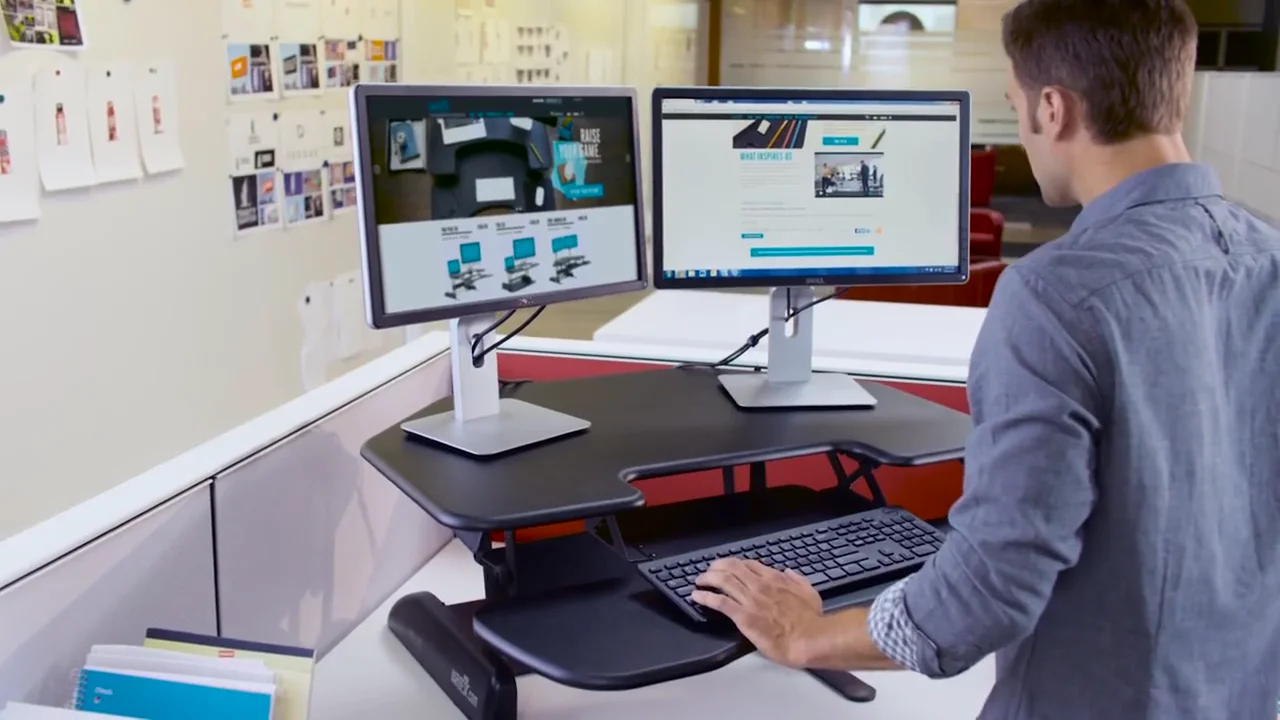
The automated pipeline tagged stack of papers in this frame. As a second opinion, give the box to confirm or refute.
[72,643,277,719]
[2,628,314,720]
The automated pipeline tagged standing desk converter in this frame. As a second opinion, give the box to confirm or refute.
[361,367,971,719]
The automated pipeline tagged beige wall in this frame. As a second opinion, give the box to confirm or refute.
[0,0,706,541]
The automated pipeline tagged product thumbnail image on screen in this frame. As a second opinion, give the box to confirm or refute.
[815,152,884,199]
[366,100,641,315]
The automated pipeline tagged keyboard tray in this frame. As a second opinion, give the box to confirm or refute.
[473,538,749,691]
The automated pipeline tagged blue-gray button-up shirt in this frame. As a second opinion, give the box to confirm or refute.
[867,163,1280,719]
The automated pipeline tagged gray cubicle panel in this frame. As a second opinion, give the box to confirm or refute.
[213,353,455,657]
[0,484,218,706]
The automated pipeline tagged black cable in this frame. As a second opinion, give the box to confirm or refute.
[675,290,837,371]
[471,306,546,367]
[499,378,533,395]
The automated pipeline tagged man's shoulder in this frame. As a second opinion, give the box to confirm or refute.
[1014,200,1231,308]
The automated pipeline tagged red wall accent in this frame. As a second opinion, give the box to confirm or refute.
[494,353,968,541]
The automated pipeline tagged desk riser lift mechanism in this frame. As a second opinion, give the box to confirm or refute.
[388,455,900,720]
[365,367,971,720]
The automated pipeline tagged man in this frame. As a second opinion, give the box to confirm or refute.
[693,1,1280,718]
[858,160,871,196]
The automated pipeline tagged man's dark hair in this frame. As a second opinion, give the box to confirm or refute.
[1002,0,1198,144]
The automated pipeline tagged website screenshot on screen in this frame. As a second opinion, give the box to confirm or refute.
[367,94,641,314]
[659,97,962,280]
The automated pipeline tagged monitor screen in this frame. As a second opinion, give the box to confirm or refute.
[652,89,969,288]
[459,241,482,264]
[352,85,647,327]
[512,236,536,259]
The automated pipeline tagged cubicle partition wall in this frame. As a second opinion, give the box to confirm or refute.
[214,353,455,655]
[0,325,991,715]
[0,484,218,707]
[0,337,457,708]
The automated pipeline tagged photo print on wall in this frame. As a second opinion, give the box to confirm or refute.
[325,110,356,215]
[226,110,282,236]
[2,0,86,49]
[363,39,399,83]
[225,42,279,102]
[280,42,322,97]
[279,108,327,227]
[322,39,361,91]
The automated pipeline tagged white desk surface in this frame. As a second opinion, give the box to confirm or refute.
[593,291,985,384]
[314,540,994,720]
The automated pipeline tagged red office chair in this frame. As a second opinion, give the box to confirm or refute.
[969,207,1005,259]
[970,149,996,207]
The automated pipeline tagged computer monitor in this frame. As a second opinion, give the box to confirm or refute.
[459,241,482,265]
[652,87,970,409]
[353,84,647,455]
[512,237,536,260]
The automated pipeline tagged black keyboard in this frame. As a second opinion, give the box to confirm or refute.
[638,507,945,623]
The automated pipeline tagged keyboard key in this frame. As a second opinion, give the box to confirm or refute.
[803,572,828,585]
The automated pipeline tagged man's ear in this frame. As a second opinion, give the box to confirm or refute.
[1039,86,1078,141]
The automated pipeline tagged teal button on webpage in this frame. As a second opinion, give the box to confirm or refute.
[822,137,860,146]
[740,233,765,239]
[750,246,875,258]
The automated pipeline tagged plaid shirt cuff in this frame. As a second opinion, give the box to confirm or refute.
[867,576,924,673]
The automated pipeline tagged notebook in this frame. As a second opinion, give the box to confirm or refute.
[73,666,274,720]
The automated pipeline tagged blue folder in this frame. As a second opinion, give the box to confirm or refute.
[75,668,273,720]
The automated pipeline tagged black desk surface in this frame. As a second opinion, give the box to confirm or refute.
[361,368,971,531]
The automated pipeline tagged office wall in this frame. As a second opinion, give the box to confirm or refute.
[0,0,401,539]
[0,0,705,541]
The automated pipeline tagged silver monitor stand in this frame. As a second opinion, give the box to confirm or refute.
[718,287,879,410]
[401,314,590,456]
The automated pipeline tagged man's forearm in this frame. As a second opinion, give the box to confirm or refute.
[792,605,903,671]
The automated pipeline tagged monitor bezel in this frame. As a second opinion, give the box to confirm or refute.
[650,86,971,291]
[352,83,649,329]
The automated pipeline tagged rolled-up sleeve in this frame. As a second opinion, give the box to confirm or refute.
[898,267,1103,678]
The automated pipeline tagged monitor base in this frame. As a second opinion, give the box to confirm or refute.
[402,397,590,456]
[718,372,878,409]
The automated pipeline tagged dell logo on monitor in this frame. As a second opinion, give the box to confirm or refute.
[806,278,827,285]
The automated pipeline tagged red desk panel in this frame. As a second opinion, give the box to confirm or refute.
[495,353,968,541]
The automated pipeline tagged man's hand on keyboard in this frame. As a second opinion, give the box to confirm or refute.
[692,557,825,668]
